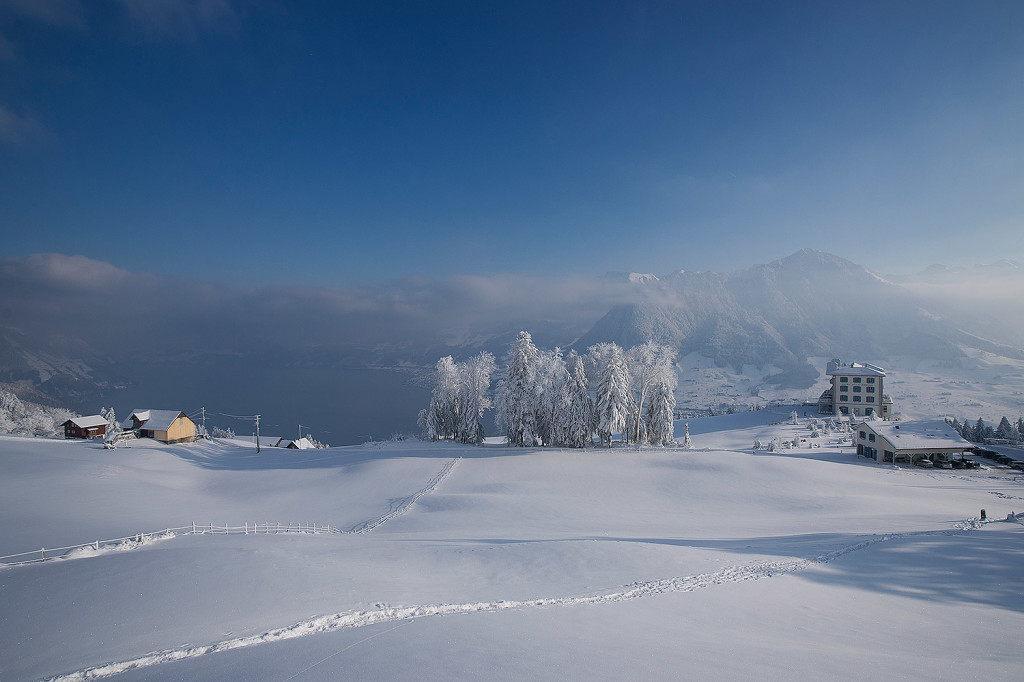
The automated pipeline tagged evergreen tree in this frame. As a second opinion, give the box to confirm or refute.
[645,379,676,446]
[426,356,460,440]
[553,351,594,448]
[973,418,987,443]
[590,342,635,447]
[456,352,496,444]
[495,331,541,446]
[996,416,1017,442]
[533,348,566,447]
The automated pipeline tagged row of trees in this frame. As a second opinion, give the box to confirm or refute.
[420,331,678,448]
[0,390,76,437]
[948,416,1024,444]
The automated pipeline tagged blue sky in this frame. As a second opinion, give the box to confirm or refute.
[2,1,1022,285]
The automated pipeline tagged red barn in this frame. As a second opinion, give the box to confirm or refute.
[62,415,109,439]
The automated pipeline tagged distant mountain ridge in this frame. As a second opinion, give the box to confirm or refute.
[576,249,1020,388]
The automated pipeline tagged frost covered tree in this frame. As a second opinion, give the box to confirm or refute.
[645,378,676,446]
[995,416,1018,443]
[627,340,677,444]
[533,348,566,447]
[553,351,594,448]
[972,418,987,443]
[425,356,461,440]
[1018,417,1024,442]
[100,407,121,437]
[495,331,541,446]
[0,390,74,437]
[455,352,496,444]
[590,342,635,447]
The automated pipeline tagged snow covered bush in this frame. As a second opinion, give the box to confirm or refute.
[211,426,235,439]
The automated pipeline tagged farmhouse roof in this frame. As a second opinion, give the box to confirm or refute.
[65,415,109,429]
[123,409,188,431]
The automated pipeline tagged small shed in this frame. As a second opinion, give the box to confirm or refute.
[63,415,109,439]
[122,409,196,444]
[275,436,315,450]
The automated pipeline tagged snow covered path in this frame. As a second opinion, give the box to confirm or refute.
[347,457,460,534]
[49,521,985,681]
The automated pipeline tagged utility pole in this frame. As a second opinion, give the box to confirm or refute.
[298,424,304,440]
[201,407,206,432]
[255,414,261,453]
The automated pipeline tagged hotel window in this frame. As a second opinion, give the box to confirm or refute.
[853,377,861,383]
[866,386,875,393]
[867,397,874,403]
[853,396,862,402]
[859,431,867,439]
[869,434,875,442]
[853,386,861,392]
[840,377,848,383]
[867,377,875,383]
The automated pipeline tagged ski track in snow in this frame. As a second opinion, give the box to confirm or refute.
[49,519,985,681]
[346,457,460,534]
[2,458,461,569]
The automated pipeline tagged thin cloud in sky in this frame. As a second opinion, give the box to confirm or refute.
[0,105,48,146]
[115,0,241,42]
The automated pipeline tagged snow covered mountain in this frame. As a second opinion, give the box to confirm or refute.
[575,249,1022,389]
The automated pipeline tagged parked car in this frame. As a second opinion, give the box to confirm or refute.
[933,459,953,469]
[963,459,979,469]
[915,458,934,468]
[1011,462,1024,472]
[951,459,965,469]
[996,455,1014,465]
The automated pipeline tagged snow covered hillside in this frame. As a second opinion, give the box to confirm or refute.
[2,410,1024,680]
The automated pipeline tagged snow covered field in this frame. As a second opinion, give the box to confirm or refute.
[2,409,1024,681]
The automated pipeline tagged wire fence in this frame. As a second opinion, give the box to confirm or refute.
[0,521,344,568]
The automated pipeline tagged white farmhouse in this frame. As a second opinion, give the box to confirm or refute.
[856,419,969,465]
[817,359,893,419]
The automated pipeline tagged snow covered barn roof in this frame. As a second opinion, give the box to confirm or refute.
[860,419,968,451]
[123,409,188,431]
[276,436,314,449]
[65,415,109,429]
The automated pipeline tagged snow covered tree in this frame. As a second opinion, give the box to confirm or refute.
[495,331,541,446]
[455,351,496,444]
[100,407,121,437]
[682,423,693,448]
[553,351,594,448]
[426,355,461,440]
[1018,417,1024,443]
[972,418,987,443]
[626,341,677,444]
[590,342,635,447]
[645,378,676,446]
[995,416,1017,443]
[533,348,566,447]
